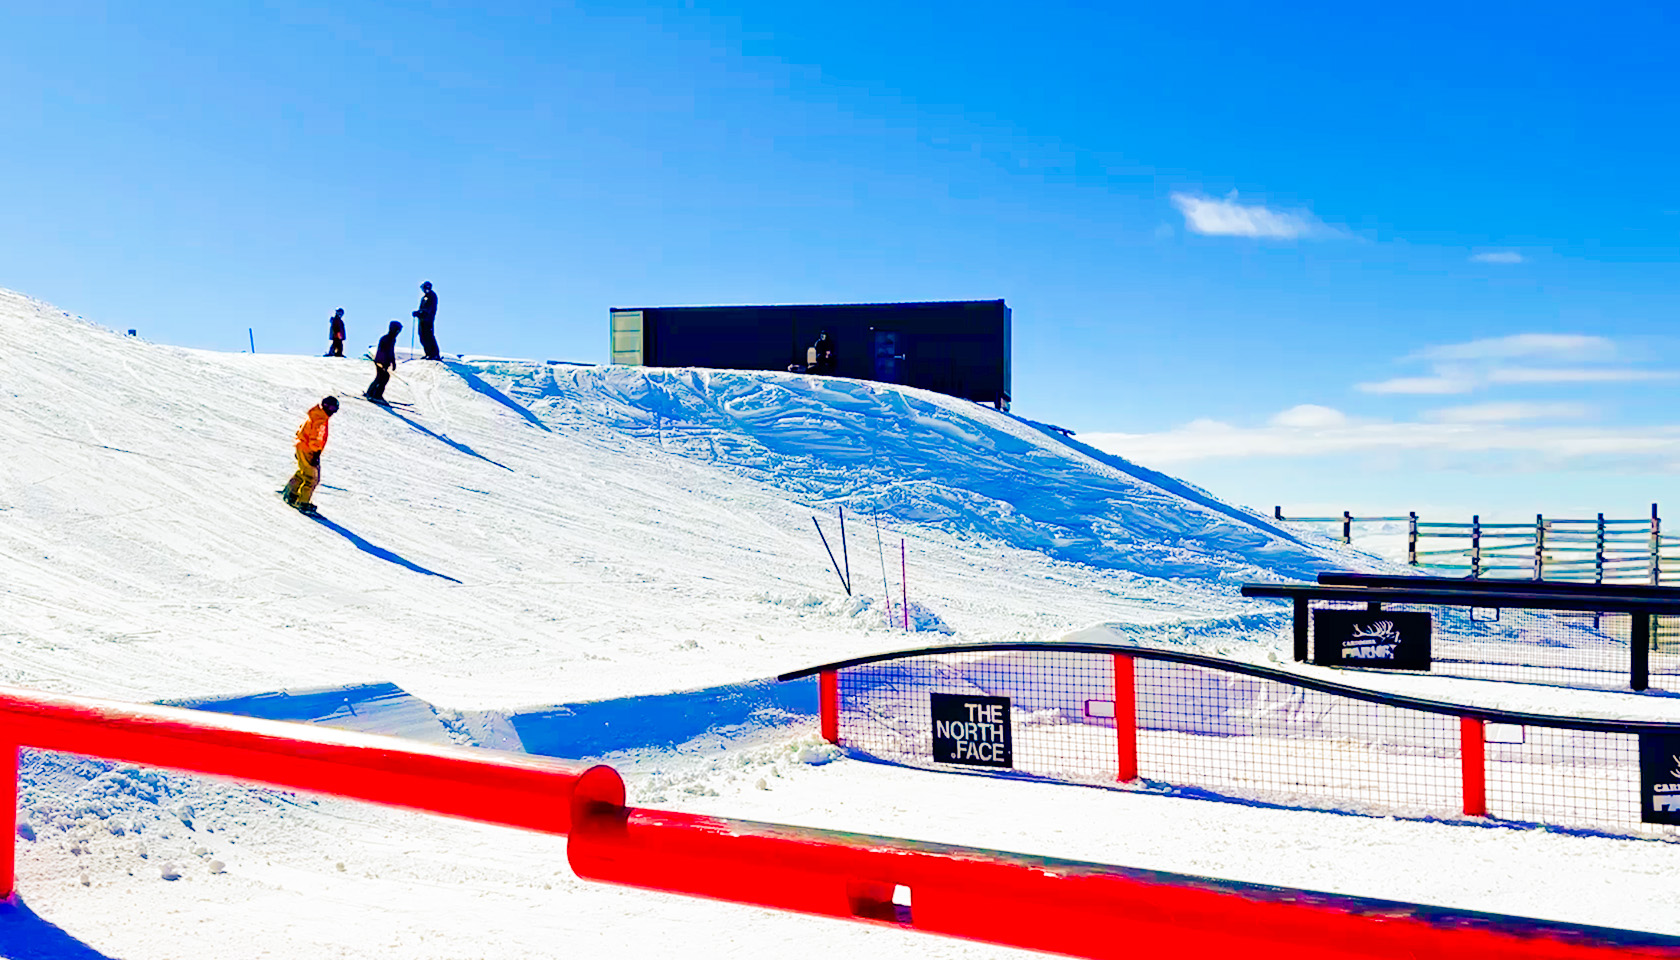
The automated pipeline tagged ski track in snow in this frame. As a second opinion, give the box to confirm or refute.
[1,288,1674,958]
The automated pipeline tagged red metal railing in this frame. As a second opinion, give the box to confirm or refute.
[0,685,602,894]
[5,682,1680,958]
[567,775,1680,959]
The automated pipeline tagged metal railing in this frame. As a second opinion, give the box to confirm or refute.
[1242,581,1680,692]
[783,642,1680,842]
[6,683,1671,958]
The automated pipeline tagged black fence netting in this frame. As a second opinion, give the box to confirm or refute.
[813,645,1680,841]
[1302,600,1657,691]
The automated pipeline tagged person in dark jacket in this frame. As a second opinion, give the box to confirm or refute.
[809,330,837,375]
[413,281,440,360]
[365,321,402,403]
[325,308,346,357]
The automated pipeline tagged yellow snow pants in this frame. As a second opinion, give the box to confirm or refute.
[284,449,320,507]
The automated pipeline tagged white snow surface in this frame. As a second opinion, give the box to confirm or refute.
[1,288,1676,958]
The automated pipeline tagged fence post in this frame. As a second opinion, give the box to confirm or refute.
[1342,511,1352,545]
[819,671,839,743]
[1407,512,1418,566]
[1113,654,1137,782]
[1459,717,1486,817]
[0,743,13,896]
[1534,514,1545,580]
[1293,597,1309,662]
[1471,515,1481,579]
[1597,513,1606,584]
[1652,503,1662,586]
[1274,505,1283,520]
[1632,613,1651,692]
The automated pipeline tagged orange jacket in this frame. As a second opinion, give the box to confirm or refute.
[295,406,331,454]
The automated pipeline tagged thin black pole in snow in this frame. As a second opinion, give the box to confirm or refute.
[812,517,851,596]
[901,538,908,631]
[249,328,255,353]
[839,506,850,595]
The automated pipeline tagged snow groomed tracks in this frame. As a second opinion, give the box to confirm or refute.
[0,683,1676,958]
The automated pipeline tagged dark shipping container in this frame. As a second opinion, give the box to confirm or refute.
[609,300,1012,408]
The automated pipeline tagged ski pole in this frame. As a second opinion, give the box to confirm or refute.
[813,517,851,595]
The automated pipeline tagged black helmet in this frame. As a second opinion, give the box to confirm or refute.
[421,280,432,291]
[334,307,344,316]
[321,396,340,414]
[389,320,403,331]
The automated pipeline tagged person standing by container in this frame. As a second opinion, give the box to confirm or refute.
[281,395,339,515]
[325,308,347,357]
[365,320,402,403]
[413,281,441,360]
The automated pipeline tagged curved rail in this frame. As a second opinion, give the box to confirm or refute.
[779,641,1680,734]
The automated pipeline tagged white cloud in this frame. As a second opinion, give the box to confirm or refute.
[1357,375,1477,395]
[1424,402,1590,423]
[1081,420,1680,467]
[1487,366,1678,384]
[1169,193,1337,239]
[1470,251,1525,264]
[1419,334,1614,363]
[1269,404,1350,428]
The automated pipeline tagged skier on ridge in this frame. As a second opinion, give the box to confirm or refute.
[281,395,339,515]
[325,307,346,357]
[365,320,402,403]
[413,280,441,361]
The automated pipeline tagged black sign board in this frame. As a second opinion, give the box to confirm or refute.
[931,693,1012,768]
[1312,610,1432,670]
[1639,734,1680,825]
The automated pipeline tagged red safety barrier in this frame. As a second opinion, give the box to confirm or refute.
[1113,653,1137,782]
[1461,715,1487,817]
[0,685,604,896]
[819,669,839,743]
[568,781,1680,959]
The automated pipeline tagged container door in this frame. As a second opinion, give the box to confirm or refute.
[872,330,903,383]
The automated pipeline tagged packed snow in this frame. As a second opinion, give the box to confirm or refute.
[1,287,1677,959]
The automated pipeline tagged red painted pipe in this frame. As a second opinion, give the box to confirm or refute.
[0,686,606,895]
[1113,654,1137,782]
[569,791,1680,959]
[1461,716,1487,817]
[818,670,839,743]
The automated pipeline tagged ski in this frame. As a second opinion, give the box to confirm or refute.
[359,396,416,410]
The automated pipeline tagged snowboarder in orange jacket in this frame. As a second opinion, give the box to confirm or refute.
[281,396,339,514]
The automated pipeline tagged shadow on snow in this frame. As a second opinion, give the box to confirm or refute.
[373,404,513,471]
[0,897,119,959]
[443,361,552,433]
[307,516,463,583]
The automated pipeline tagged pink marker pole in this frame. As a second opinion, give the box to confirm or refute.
[901,539,909,631]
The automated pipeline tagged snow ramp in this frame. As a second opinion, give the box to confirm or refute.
[0,289,1352,712]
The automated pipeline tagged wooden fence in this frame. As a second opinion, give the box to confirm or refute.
[1274,503,1680,585]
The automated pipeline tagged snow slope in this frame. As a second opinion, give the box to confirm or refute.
[0,288,1344,710]
[8,288,1674,959]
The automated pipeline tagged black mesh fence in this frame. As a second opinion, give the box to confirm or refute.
[818,645,1680,841]
[1302,600,1657,691]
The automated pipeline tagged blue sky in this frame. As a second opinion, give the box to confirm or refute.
[3,1,1677,519]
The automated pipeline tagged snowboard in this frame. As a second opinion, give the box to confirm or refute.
[277,490,323,518]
